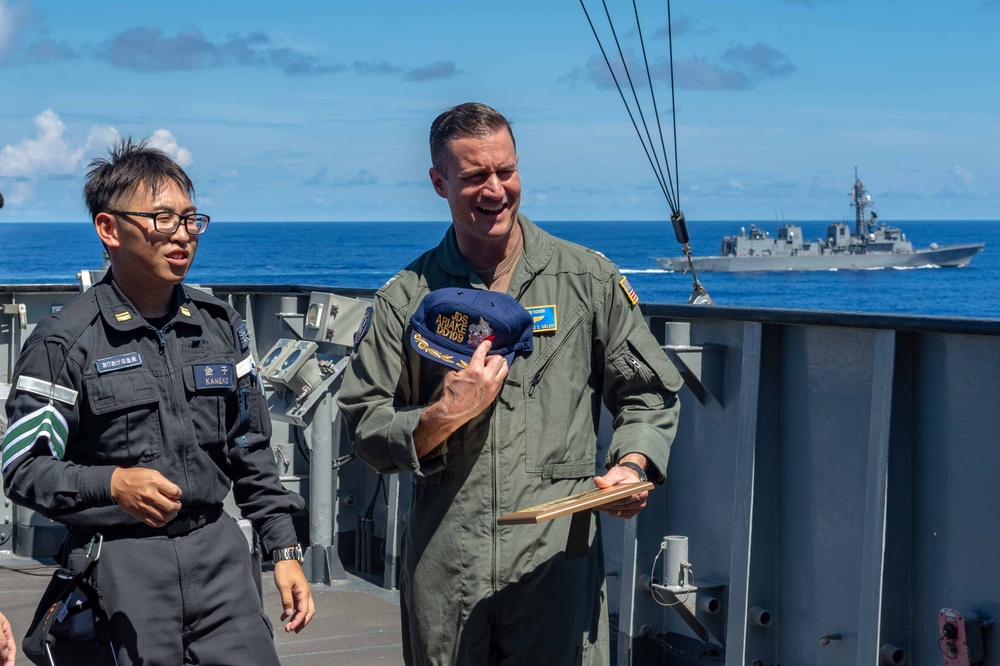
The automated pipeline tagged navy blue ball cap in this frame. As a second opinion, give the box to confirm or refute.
[410,288,533,370]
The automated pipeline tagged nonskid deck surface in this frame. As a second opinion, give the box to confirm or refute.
[0,553,405,665]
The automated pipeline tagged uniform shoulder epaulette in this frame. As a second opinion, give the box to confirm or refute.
[41,290,102,347]
[183,285,234,316]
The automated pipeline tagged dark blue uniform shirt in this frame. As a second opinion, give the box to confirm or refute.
[1,274,302,552]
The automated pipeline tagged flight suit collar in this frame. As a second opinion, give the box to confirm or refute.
[95,273,206,331]
[435,213,554,292]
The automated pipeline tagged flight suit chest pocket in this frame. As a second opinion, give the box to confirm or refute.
[182,358,236,448]
[83,369,162,464]
[523,304,597,477]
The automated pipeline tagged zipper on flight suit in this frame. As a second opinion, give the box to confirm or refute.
[626,351,642,374]
[527,314,587,397]
[146,322,174,351]
[490,396,499,616]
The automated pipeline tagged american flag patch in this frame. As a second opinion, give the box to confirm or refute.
[619,276,639,306]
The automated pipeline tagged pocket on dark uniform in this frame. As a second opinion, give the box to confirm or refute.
[83,370,162,464]
[182,357,237,449]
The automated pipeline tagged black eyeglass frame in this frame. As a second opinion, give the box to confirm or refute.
[111,210,211,235]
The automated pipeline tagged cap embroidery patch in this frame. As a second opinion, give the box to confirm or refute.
[619,276,639,307]
[114,311,132,322]
[466,318,494,347]
[413,333,457,364]
[434,311,469,342]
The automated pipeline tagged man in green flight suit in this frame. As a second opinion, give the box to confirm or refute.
[338,102,682,665]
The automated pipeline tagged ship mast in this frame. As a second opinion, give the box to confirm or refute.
[853,167,872,243]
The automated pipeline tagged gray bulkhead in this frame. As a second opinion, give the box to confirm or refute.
[3,282,999,665]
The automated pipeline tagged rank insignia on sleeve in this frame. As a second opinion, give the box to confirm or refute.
[619,276,639,307]
[526,305,557,333]
[354,306,373,347]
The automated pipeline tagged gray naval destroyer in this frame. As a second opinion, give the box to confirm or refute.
[656,170,985,273]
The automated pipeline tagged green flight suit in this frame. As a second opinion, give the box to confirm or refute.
[338,214,682,666]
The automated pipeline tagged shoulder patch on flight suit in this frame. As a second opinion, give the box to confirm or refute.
[95,352,142,374]
[194,363,235,390]
[619,276,639,307]
[354,306,373,346]
[526,305,557,333]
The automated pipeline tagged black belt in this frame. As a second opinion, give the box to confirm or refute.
[100,505,224,540]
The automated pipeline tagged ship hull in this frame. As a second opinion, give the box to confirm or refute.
[658,243,985,273]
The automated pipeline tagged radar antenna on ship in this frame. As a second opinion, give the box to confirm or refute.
[579,0,712,305]
[852,166,874,245]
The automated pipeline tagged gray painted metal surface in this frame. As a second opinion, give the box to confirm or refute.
[3,283,999,665]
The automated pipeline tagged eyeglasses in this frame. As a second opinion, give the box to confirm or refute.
[111,210,211,235]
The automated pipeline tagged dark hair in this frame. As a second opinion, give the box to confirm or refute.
[429,102,516,173]
[83,137,194,222]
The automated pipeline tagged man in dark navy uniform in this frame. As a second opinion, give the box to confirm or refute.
[1,139,314,664]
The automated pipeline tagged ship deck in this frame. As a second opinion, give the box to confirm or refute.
[0,553,405,665]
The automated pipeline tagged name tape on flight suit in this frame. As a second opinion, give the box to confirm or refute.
[525,305,557,333]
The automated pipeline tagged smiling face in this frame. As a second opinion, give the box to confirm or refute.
[95,178,199,315]
[429,129,521,266]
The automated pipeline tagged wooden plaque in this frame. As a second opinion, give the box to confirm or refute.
[497,481,654,525]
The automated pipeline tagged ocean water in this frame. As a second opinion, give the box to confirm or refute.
[1,219,997,319]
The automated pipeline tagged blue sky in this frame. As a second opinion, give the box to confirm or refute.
[1,0,998,223]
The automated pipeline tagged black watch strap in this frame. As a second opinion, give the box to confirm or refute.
[617,461,648,482]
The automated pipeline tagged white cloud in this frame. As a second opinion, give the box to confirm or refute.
[952,164,976,189]
[730,179,745,191]
[85,125,121,155]
[147,129,193,167]
[0,109,84,178]
[2,180,34,206]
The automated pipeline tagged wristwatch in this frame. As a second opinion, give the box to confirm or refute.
[271,544,304,564]
[617,461,648,483]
